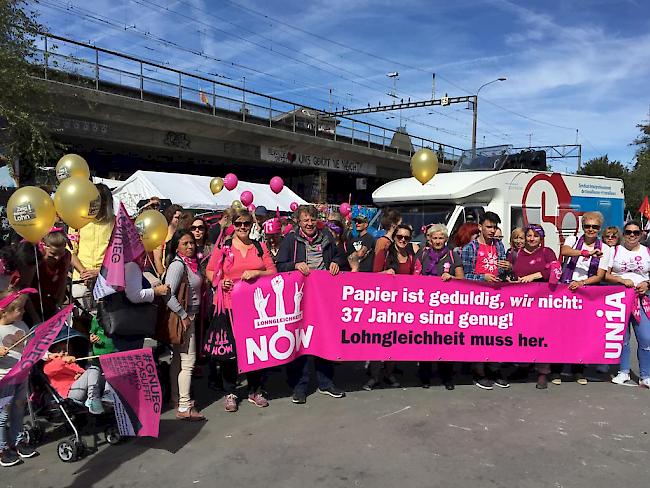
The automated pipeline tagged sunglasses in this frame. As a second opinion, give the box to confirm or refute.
[234,221,253,228]
[190,225,205,231]
[604,234,618,239]
[624,229,641,236]
[583,224,600,230]
[395,234,411,242]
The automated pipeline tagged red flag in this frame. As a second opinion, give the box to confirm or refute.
[639,196,650,220]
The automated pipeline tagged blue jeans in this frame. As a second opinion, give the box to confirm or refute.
[619,305,650,380]
[287,356,334,394]
[0,381,27,451]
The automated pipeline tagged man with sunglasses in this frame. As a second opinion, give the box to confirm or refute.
[461,211,510,390]
[349,215,375,272]
[277,205,347,404]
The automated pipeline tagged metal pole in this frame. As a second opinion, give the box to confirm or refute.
[139,61,143,100]
[269,98,272,127]
[95,48,99,90]
[293,105,296,132]
[368,126,371,147]
[242,77,246,122]
[44,36,48,80]
[351,120,355,145]
[471,96,478,158]
[382,128,386,151]
[334,118,337,141]
[212,81,216,116]
[178,72,182,108]
[577,144,582,172]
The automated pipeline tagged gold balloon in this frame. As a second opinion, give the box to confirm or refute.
[210,177,224,195]
[411,148,439,185]
[231,200,243,210]
[53,177,101,230]
[135,210,168,252]
[55,154,90,182]
[7,186,57,243]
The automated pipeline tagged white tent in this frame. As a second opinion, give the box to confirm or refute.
[92,176,122,190]
[0,166,17,188]
[112,170,308,214]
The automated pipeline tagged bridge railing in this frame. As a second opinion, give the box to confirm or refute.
[31,33,463,164]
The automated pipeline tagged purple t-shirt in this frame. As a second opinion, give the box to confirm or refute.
[512,247,557,281]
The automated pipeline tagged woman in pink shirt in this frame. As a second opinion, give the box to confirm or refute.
[205,208,277,412]
[511,224,557,389]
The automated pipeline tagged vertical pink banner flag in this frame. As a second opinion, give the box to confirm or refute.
[99,348,162,438]
[94,203,145,300]
[231,271,636,373]
[0,305,72,408]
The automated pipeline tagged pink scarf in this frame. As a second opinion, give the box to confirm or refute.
[632,295,650,324]
[177,253,198,274]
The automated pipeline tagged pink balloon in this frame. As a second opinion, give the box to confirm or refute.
[240,191,254,207]
[339,203,351,217]
[224,173,238,191]
[290,202,299,212]
[247,204,256,213]
[270,176,284,194]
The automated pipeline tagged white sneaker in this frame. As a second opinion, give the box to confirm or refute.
[611,372,637,386]
[639,378,650,389]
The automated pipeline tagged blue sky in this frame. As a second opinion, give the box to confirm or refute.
[31,0,650,172]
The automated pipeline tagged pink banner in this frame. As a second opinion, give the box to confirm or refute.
[99,349,161,438]
[0,305,72,408]
[97,203,145,292]
[231,271,636,373]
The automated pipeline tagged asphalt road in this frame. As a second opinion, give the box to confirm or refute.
[3,362,650,488]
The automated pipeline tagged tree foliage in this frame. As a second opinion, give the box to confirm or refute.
[578,155,628,180]
[0,0,58,184]
[625,121,650,216]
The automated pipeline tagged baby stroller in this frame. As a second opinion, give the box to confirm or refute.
[23,325,122,462]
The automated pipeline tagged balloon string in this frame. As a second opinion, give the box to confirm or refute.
[33,244,45,322]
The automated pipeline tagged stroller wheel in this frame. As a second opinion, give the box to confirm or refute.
[23,421,45,446]
[104,425,122,445]
[57,440,77,462]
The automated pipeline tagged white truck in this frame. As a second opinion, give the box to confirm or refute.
[371,168,625,252]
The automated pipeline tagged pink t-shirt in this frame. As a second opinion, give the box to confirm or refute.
[474,242,499,275]
[207,242,277,309]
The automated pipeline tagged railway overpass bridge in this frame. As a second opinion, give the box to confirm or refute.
[33,34,462,203]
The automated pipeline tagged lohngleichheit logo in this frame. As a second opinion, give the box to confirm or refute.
[246,275,314,364]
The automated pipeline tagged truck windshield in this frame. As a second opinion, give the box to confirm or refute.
[378,204,456,244]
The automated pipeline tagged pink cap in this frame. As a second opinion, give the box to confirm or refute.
[263,218,281,235]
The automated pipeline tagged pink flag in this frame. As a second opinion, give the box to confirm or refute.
[100,349,162,437]
[0,305,72,408]
[97,203,145,293]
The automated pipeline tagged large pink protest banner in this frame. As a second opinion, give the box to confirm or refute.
[230,271,636,373]
[100,349,161,438]
[0,305,72,408]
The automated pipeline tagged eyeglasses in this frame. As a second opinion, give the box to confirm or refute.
[190,225,205,231]
[624,229,641,236]
[233,221,253,228]
[583,224,601,230]
[395,234,411,242]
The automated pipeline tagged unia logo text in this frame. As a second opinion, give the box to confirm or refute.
[596,291,627,359]
[246,275,313,364]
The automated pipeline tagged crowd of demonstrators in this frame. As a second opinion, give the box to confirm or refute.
[4,182,650,466]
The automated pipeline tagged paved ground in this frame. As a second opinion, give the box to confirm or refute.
[3,362,650,488]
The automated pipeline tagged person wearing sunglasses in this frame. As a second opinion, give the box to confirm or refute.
[364,224,421,391]
[190,217,213,271]
[277,205,347,404]
[205,209,277,412]
[606,220,650,388]
[602,226,621,247]
[554,212,610,385]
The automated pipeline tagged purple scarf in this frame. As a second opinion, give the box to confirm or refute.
[561,235,601,283]
[426,247,450,276]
